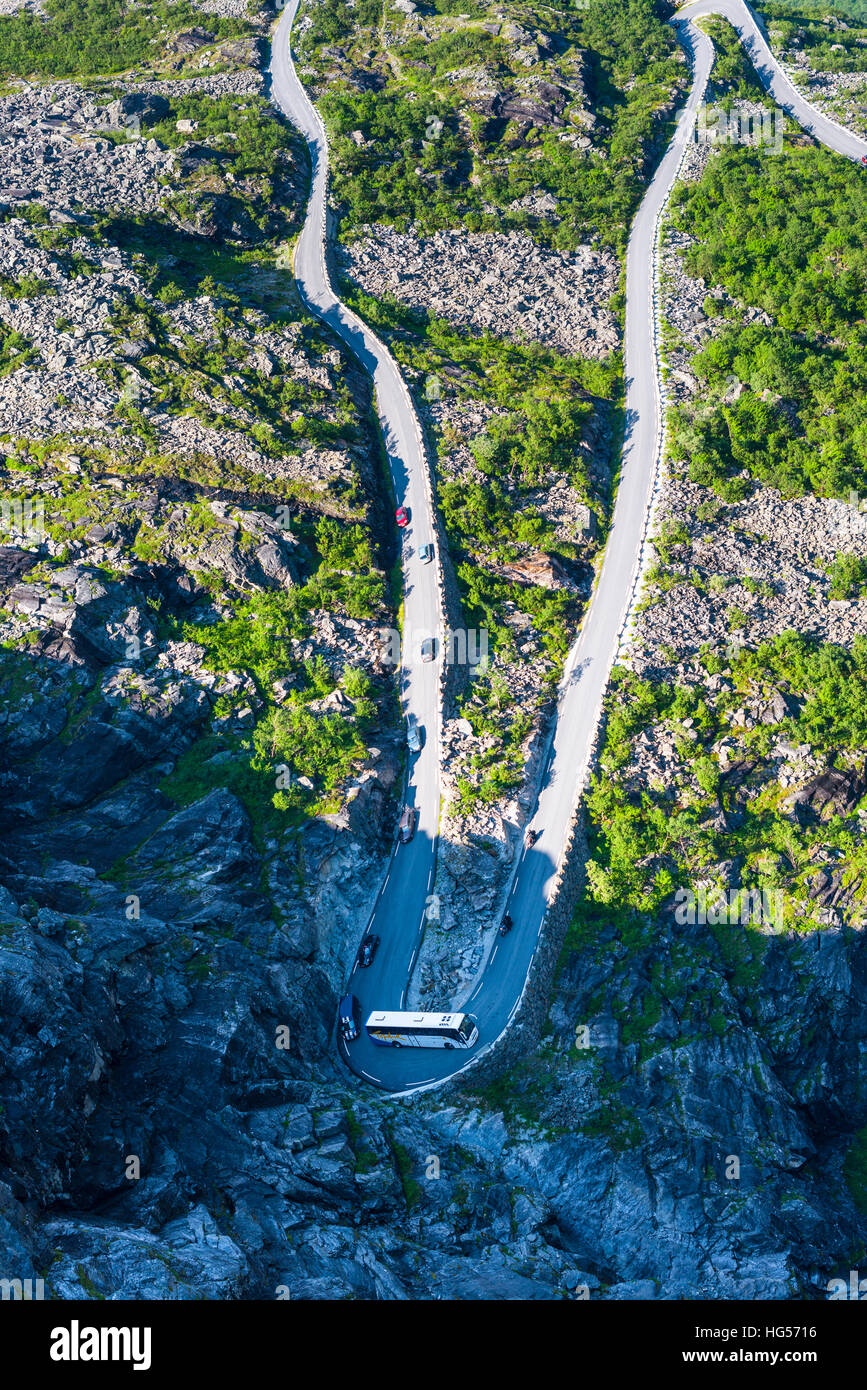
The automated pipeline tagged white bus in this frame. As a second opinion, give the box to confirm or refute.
[365,1011,478,1049]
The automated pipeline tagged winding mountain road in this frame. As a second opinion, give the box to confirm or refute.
[270,0,446,1079]
[269,0,867,1094]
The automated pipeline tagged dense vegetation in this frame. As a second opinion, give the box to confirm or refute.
[669,144,867,499]
[762,0,867,65]
[164,520,387,824]
[473,0,685,251]
[582,632,867,930]
[844,1125,867,1215]
[702,15,776,104]
[0,0,250,78]
[104,276,358,465]
[299,0,686,250]
[0,60,402,836]
[1,437,391,830]
[673,146,867,335]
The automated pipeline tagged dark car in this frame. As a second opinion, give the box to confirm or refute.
[338,993,361,1042]
[398,805,417,844]
[357,934,380,968]
[420,636,436,663]
[395,505,409,528]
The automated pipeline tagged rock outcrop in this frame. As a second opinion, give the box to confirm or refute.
[339,227,619,357]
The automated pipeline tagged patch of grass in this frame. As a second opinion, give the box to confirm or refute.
[844,1125,867,1215]
[0,0,250,80]
[391,1140,423,1210]
[826,553,867,601]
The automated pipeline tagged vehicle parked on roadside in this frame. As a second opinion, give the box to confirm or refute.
[357,935,380,968]
[398,805,417,843]
[338,993,361,1042]
[406,713,422,753]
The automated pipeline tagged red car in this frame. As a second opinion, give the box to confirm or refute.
[395,506,409,528]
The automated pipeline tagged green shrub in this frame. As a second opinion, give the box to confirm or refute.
[826,553,867,600]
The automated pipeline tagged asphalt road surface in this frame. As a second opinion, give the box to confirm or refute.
[270,0,446,1083]
[269,0,867,1094]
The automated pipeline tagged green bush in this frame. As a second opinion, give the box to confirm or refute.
[584,633,867,922]
[0,0,250,78]
[826,553,867,600]
[844,1125,867,1215]
[252,703,365,794]
[672,145,867,339]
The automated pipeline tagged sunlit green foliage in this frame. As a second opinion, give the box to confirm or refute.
[670,144,867,499]
[301,0,684,249]
[673,146,867,337]
[762,0,867,66]
[583,634,867,922]
[0,0,249,78]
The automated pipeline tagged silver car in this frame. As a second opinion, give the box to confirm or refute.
[407,713,422,753]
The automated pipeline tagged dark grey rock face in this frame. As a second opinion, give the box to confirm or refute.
[1,559,865,1300]
[107,93,172,129]
[3,763,867,1302]
[0,550,405,1298]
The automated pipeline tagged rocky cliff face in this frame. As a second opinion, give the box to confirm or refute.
[5,799,866,1301]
